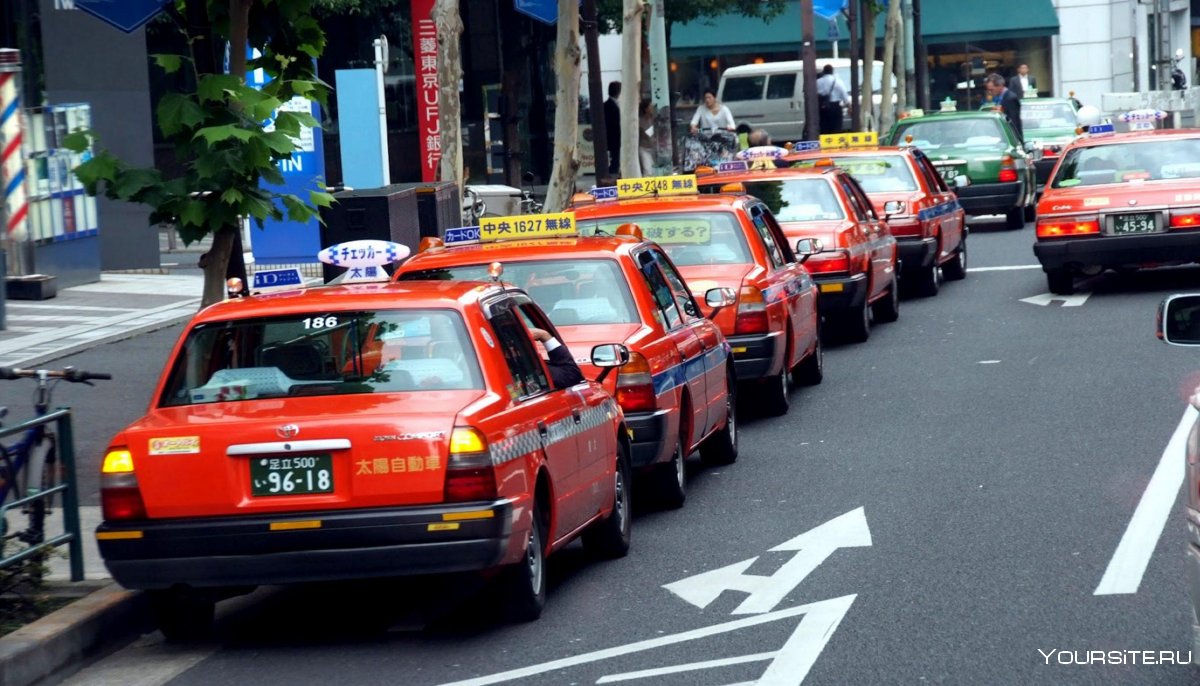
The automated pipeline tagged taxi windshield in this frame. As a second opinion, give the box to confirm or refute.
[791,156,917,193]
[577,212,753,266]
[1051,138,1200,188]
[400,259,638,327]
[893,118,1007,150]
[1022,102,1077,131]
[160,309,483,406]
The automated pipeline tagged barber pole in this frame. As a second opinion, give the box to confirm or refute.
[0,49,28,241]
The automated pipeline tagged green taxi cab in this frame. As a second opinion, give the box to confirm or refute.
[987,97,1080,194]
[886,108,1037,230]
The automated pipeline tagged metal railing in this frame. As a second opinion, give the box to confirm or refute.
[0,409,82,581]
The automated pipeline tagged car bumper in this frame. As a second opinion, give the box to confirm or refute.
[728,331,782,381]
[955,181,1024,215]
[626,408,670,468]
[897,236,938,269]
[813,273,868,315]
[97,500,516,589]
[1033,230,1200,270]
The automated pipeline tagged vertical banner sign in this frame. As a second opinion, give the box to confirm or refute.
[411,0,441,182]
[0,50,29,241]
[245,48,326,263]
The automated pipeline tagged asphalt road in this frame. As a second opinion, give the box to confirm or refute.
[49,217,1200,684]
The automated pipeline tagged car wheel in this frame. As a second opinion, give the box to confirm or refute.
[700,374,738,466]
[791,333,824,386]
[872,271,901,322]
[1023,203,1036,223]
[910,263,940,298]
[582,442,632,558]
[1005,207,1025,230]
[654,438,687,509]
[150,588,216,643]
[942,236,968,281]
[758,365,791,417]
[503,503,547,622]
[1046,268,1075,295]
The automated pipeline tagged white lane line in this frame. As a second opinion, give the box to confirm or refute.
[596,651,777,683]
[1095,405,1199,595]
[968,265,1042,272]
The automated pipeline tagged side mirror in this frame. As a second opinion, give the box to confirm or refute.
[794,237,823,263]
[953,175,970,188]
[591,343,631,384]
[1160,294,1200,345]
[704,287,737,318]
[883,200,905,219]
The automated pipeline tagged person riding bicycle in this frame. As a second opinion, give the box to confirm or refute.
[690,89,736,134]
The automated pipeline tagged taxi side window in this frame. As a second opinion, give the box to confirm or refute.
[915,153,950,193]
[489,308,551,398]
[837,177,870,223]
[636,250,685,329]
[653,250,702,320]
[846,179,880,221]
[749,205,787,269]
[759,211,798,264]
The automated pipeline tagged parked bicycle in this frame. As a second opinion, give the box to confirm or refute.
[0,366,111,553]
[680,130,740,172]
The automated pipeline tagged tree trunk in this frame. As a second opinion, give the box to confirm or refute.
[848,0,860,130]
[433,0,464,195]
[878,0,901,135]
[201,227,237,307]
[861,0,877,131]
[582,0,610,184]
[543,0,581,212]
[893,4,906,115]
[619,0,643,178]
[499,4,525,186]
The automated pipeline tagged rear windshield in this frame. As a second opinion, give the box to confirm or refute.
[1051,138,1200,188]
[400,259,638,327]
[161,310,483,406]
[713,179,846,221]
[1022,102,1077,131]
[578,212,753,266]
[791,156,917,193]
[892,118,1007,150]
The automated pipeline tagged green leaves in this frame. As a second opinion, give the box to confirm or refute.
[180,199,207,228]
[197,74,244,104]
[151,54,186,74]
[194,124,255,145]
[309,190,334,208]
[61,131,91,154]
[156,93,206,137]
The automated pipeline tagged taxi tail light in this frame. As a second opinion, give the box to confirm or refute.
[734,285,769,335]
[805,249,851,275]
[1170,210,1200,229]
[1042,145,1062,158]
[999,155,1018,183]
[1036,216,1100,239]
[615,352,657,413]
[445,427,496,502]
[100,448,146,521]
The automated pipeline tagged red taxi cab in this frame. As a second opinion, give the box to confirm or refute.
[394,213,737,510]
[786,134,967,296]
[1034,116,1200,294]
[96,244,634,637]
[570,177,822,416]
[693,156,900,343]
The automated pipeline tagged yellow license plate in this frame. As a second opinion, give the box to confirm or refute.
[819,283,845,293]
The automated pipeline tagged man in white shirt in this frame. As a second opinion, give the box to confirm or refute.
[816,64,849,134]
[1008,64,1036,99]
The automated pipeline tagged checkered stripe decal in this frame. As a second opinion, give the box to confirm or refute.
[490,398,619,466]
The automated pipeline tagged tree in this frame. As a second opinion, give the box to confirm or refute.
[860,0,880,130]
[877,0,902,135]
[543,0,582,211]
[65,0,332,307]
[433,0,464,195]
[618,0,644,178]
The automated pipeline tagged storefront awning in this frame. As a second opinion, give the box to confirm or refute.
[670,0,1059,56]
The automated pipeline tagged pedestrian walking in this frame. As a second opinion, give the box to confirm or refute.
[816,64,849,135]
[984,72,1022,142]
[605,81,621,175]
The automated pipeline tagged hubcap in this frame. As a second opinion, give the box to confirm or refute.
[614,465,628,533]
[526,526,543,592]
[674,445,685,487]
[727,393,737,447]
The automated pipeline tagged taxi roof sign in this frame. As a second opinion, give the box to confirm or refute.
[1087,123,1115,135]
[718,160,749,173]
[790,140,821,153]
[478,212,577,243]
[444,226,481,245]
[318,239,410,283]
[588,186,619,200]
[616,174,697,198]
[737,145,788,160]
[251,267,306,293]
[819,132,879,149]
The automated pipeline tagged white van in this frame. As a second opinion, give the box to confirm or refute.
[716,59,894,141]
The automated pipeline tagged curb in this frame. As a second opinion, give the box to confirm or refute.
[0,583,149,686]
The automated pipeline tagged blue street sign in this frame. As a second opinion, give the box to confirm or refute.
[74,0,170,33]
[515,0,557,25]
[444,226,481,245]
[813,0,847,21]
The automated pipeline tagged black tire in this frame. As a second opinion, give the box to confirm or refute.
[836,293,872,343]
[942,236,968,281]
[653,438,687,509]
[1024,203,1037,223]
[503,503,547,622]
[758,365,791,417]
[700,376,738,466]
[791,333,824,386]
[582,443,632,558]
[150,588,216,642]
[910,263,940,298]
[872,271,901,322]
[1005,206,1025,230]
[1046,268,1075,295]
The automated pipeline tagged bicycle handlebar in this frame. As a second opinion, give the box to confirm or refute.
[0,367,112,382]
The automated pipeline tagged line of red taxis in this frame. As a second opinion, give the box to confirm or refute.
[95,135,985,640]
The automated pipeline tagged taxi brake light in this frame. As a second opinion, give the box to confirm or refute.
[735,285,769,335]
[1170,212,1200,229]
[449,427,488,454]
[445,427,496,502]
[99,448,146,520]
[1036,216,1100,238]
[615,352,657,414]
[102,449,134,473]
[999,155,1018,183]
[805,249,851,274]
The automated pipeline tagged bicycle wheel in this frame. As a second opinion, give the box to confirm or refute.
[22,435,55,545]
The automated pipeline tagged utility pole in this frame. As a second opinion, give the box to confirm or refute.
[1156,0,1172,90]
[801,0,819,139]
[581,0,610,183]
[648,0,670,174]
[913,0,928,109]
[849,0,861,130]
[902,0,915,108]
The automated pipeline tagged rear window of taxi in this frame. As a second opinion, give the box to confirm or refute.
[893,118,1007,150]
[161,309,483,406]
[400,259,638,327]
[1022,102,1077,131]
[578,211,752,266]
[790,156,917,193]
[1051,138,1200,188]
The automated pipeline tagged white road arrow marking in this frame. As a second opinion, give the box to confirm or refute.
[1019,292,1091,307]
[663,507,871,614]
[435,595,858,686]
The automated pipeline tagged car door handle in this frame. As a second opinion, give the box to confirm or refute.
[572,409,582,424]
[537,421,548,436]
